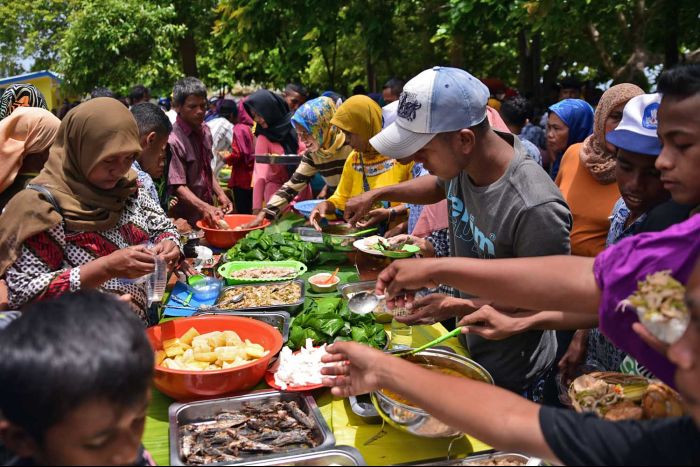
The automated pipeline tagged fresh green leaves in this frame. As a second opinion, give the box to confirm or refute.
[226,230,319,264]
[288,297,387,351]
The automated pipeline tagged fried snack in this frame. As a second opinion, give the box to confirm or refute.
[642,382,685,418]
[158,327,269,371]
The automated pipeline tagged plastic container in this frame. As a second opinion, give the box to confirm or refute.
[146,256,167,303]
[218,260,308,285]
[146,316,283,400]
[390,307,413,349]
[196,214,270,249]
[189,276,222,302]
[308,272,341,293]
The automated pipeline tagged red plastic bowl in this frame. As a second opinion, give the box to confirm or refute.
[146,316,283,401]
[195,214,270,249]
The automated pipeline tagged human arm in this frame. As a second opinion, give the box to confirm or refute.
[344,175,446,225]
[376,255,600,315]
[457,307,599,340]
[356,204,408,229]
[321,342,560,463]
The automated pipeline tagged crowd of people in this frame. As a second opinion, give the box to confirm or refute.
[0,61,698,465]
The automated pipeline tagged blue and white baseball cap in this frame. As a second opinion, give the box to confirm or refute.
[606,93,662,156]
[370,67,490,159]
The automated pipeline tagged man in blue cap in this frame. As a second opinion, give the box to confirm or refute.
[345,66,573,399]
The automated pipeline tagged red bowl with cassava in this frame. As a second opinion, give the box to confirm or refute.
[146,316,283,401]
[196,214,270,249]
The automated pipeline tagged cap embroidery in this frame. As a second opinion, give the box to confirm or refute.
[642,103,659,130]
[398,92,422,122]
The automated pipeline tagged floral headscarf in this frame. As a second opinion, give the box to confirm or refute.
[291,97,346,159]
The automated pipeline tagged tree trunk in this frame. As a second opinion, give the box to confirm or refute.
[449,33,465,68]
[366,53,376,93]
[179,32,198,77]
[663,1,679,67]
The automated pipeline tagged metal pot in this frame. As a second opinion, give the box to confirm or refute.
[371,349,493,438]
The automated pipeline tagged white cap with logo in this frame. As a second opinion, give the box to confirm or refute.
[370,66,490,159]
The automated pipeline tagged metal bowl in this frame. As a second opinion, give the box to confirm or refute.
[371,349,493,438]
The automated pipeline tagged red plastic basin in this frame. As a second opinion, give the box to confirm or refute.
[196,214,270,249]
[146,316,283,401]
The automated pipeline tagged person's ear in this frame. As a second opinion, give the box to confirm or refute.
[456,129,477,155]
[0,420,40,459]
[145,131,158,147]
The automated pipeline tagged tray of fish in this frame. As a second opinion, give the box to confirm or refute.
[169,390,335,466]
[215,280,306,315]
[395,451,541,466]
[244,446,366,466]
[255,154,303,165]
[194,310,291,344]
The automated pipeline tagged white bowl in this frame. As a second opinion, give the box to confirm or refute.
[308,273,340,293]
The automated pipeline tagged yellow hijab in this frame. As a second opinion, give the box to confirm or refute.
[0,98,141,275]
[330,95,383,158]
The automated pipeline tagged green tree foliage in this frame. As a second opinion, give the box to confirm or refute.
[58,0,185,95]
[1,0,698,103]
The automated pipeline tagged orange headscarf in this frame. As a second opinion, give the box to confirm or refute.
[0,107,60,193]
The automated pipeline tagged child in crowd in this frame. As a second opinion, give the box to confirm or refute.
[130,102,172,208]
[0,291,155,466]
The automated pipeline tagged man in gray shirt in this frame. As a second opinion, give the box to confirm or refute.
[345,67,572,395]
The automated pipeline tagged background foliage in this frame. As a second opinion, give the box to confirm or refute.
[0,0,698,103]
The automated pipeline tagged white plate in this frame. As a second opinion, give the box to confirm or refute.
[352,235,386,256]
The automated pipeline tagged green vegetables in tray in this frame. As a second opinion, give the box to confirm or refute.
[288,297,387,351]
[226,229,347,265]
[226,230,320,263]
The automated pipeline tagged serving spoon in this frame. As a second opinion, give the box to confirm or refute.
[393,327,463,358]
[347,291,386,315]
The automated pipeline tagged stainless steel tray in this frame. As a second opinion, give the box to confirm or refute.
[195,310,290,343]
[245,446,366,466]
[215,280,306,315]
[169,390,336,466]
[396,451,540,466]
[255,154,302,165]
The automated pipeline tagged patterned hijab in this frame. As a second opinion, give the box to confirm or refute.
[579,84,644,184]
[0,98,141,276]
[0,107,60,193]
[0,84,48,120]
[330,95,384,158]
[291,97,346,159]
[243,90,299,154]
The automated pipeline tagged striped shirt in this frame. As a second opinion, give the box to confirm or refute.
[263,144,353,219]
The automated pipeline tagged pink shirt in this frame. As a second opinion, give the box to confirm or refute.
[252,135,309,211]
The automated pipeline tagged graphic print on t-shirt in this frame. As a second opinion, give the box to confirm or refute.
[447,180,496,259]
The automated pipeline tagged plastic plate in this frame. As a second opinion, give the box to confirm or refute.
[218,260,308,285]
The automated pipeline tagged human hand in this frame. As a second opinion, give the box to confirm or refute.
[394,294,468,325]
[318,185,329,199]
[178,259,197,277]
[387,234,435,258]
[151,239,181,270]
[102,245,156,279]
[384,221,408,239]
[558,329,590,386]
[375,258,441,302]
[202,204,224,227]
[172,218,192,234]
[0,279,8,311]
[240,211,267,230]
[321,341,389,397]
[356,208,390,229]
[457,305,531,340]
[632,322,670,356]
[310,202,332,231]
[218,194,233,214]
[344,192,378,226]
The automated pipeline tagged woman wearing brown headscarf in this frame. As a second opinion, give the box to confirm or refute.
[0,98,181,321]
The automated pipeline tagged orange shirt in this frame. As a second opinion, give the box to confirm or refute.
[555,143,620,257]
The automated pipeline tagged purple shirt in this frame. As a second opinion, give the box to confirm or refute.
[594,214,700,387]
[168,116,215,225]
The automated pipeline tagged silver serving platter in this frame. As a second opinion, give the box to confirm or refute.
[169,390,335,466]
[215,280,306,315]
[194,310,290,343]
[244,446,366,466]
[396,451,541,466]
[255,154,302,165]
